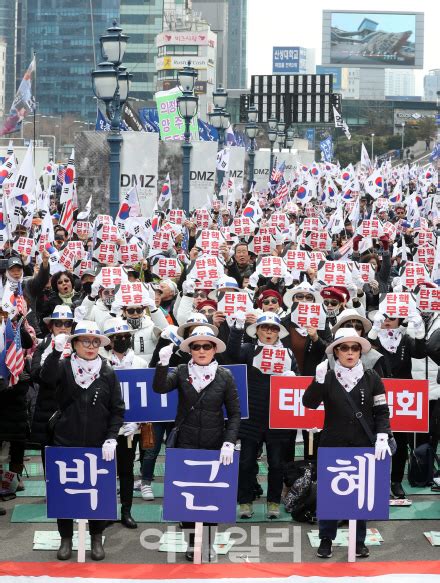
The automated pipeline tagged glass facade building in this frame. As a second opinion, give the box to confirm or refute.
[120,0,165,101]
[26,0,119,121]
[226,0,246,89]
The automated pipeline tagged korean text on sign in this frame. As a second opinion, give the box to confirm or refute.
[218,290,251,317]
[417,288,440,312]
[256,256,287,279]
[378,292,416,319]
[291,302,326,330]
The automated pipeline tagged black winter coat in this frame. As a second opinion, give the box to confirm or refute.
[370,334,426,379]
[303,369,391,447]
[153,364,240,449]
[280,317,332,376]
[226,326,299,442]
[29,336,57,445]
[42,350,125,447]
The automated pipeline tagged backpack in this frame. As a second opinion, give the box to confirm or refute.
[284,461,317,523]
[429,396,440,440]
[407,443,440,487]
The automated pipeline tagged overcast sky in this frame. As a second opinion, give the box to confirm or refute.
[247,0,437,95]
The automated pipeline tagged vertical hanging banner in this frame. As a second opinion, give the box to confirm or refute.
[252,150,271,191]
[189,141,218,209]
[228,147,246,196]
[120,133,159,217]
[154,87,199,141]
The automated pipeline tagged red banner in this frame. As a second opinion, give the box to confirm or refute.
[269,376,429,432]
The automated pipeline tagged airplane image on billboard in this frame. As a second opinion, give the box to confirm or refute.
[322,11,424,69]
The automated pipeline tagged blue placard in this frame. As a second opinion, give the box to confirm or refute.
[163,448,239,523]
[273,46,305,74]
[317,447,390,521]
[45,447,117,520]
[115,364,248,423]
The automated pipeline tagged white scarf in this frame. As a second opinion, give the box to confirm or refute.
[6,271,23,292]
[70,353,102,389]
[377,328,402,354]
[335,360,364,392]
[108,348,135,370]
[187,359,218,393]
[257,339,284,348]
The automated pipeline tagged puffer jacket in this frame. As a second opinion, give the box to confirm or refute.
[29,336,57,445]
[411,314,440,400]
[153,364,240,449]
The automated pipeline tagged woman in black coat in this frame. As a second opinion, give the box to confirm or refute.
[368,310,426,499]
[153,325,241,561]
[226,312,299,520]
[29,305,74,466]
[303,328,392,559]
[42,320,125,562]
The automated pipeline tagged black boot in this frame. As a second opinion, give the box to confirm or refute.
[57,537,72,560]
[90,534,105,561]
[185,533,194,562]
[0,507,6,516]
[391,482,407,499]
[121,508,138,529]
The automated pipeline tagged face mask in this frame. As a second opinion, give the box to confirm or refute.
[126,316,142,329]
[325,306,341,319]
[103,295,114,308]
[82,281,92,295]
[113,336,132,353]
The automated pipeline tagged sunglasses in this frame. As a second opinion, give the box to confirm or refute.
[294,294,315,302]
[337,343,361,353]
[52,320,73,328]
[262,298,279,305]
[78,338,101,348]
[259,324,279,332]
[324,299,340,307]
[101,290,114,297]
[194,292,207,299]
[341,321,364,332]
[190,343,215,351]
[384,315,397,321]
[126,307,144,315]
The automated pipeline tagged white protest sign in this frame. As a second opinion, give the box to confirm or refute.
[282,250,310,272]
[150,257,182,279]
[291,302,326,330]
[255,256,288,279]
[417,288,440,312]
[357,219,384,238]
[317,261,353,287]
[187,255,225,289]
[195,230,221,256]
[217,290,253,318]
[401,261,430,290]
[252,346,292,375]
[379,292,417,319]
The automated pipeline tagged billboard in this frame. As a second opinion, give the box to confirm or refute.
[322,11,424,69]
[316,65,342,91]
[272,46,306,74]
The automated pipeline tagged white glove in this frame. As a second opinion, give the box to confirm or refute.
[391,277,404,292]
[284,272,294,287]
[91,280,101,298]
[219,442,234,465]
[282,370,296,376]
[235,312,246,330]
[54,333,69,352]
[102,439,117,461]
[315,360,328,384]
[159,344,174,366]
[121,422,139,437]
[408,314,425,339]
[182,279,196,295]
[369,312,385,339]
[144,295,156,310]
[248,272,259,288]
[374,433,391,461]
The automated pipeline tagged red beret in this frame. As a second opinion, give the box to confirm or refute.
[257,289,283,309]
[197,299,217,311]
[320,286,348,303]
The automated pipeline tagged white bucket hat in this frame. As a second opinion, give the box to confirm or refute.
[208,275,240,299]
[43,304,74,325]
[180,325,226,353]
[331,308,372,335]
[176,313,218,338]
[102,317,135,337]
[246,313,289,339]
[70,320,110,347]
[283,282,321,308]
[325,327,371,355]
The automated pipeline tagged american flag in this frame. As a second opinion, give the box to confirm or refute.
[5,318,25,386]
[15,282,25,315]
[271,160,286,184]
[60,198,74,235]
[181,226,189,252]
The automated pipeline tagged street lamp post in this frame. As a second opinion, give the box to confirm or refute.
[285,126,294,153]
[176,63,199,214]
[209,85,230,190]
[91,21,131,219]
[267,115,278,178]
[245,104,258,191]
[370,133,375,162]
[401,122,405,159]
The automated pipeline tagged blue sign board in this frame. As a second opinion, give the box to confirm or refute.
[163,448,239,523]
[45,447,117,520]
[273,46,306,74]
[317,447,390,520]
[316,66,342,91]
[115,364,248,422]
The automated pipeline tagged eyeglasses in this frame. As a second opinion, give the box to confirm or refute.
[385,315,397,321]
[194,292,207,299]
[259,324,279,332]
[294,293,315,302]
[337,343,361,353]
[126,307,144,315]
[200,308,216,315]
[190,343,215,351]
[262,298,279,305]
[52,320,73,328]
[324,299,340,307]
[341,321,364,332]
[78,338,101,348]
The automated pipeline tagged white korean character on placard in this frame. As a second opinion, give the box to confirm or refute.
[173,460,228,511]
[395,390,423,419]
[327,453,376,511]
[55,453,109,511]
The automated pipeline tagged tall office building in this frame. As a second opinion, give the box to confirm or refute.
[424,70,440,102]
[0,0,28,111]
[26,0,119,121]
[191,0,227,86]
[120,0,165,101]
[385,70,416,98]
[0,39,6,117]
